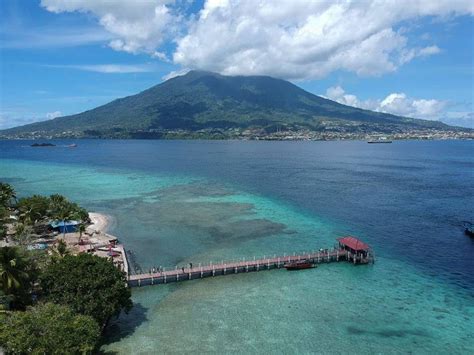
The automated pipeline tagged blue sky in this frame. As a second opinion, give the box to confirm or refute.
[0,0,473,129]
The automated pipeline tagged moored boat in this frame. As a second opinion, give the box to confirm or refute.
[367,139,392,143]
[284,260,315,270]
[465,227,474,237]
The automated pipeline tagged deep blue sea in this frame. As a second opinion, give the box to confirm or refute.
[1,139,473,353]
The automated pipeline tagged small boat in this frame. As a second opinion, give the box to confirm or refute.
[465,227,474,237]
[284,260,315,270]
[31,142,56,147]
[368,139,392,144]
[67,144,77,148]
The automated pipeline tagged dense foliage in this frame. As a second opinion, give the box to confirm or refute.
[0,183,134,353]
[0,70,450,138]
[40,253,132,326]
[17,193,88,225]
[0,182,16,239]
[0,246,37,309]
[0,303,100,354]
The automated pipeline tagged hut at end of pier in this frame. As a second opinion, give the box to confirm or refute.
[337,236,374,264]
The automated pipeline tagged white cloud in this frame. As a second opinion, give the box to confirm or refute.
[46,111,62,119]
[322,85,474,127]
[443,111,474,128]
[325,86,448,120]
[40,0,473,80]
[0,111,56,130]
[173,0,473,79]
[161,68,191,81]
[40,0,178,57]
[0,27,111,49]
[45,63,159,74]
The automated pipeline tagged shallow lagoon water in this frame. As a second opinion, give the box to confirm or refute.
[0,140,473,353]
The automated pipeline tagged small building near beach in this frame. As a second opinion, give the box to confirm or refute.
[50,220,79,233]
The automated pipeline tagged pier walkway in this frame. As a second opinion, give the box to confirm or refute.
[128,241,374,288]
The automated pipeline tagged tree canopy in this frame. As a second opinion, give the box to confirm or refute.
[0,246,36,309]
[39,253,132,326]
[0,302,100,354]
[0,182,16,207]
[17,193,89,225]
[0,183,15,239]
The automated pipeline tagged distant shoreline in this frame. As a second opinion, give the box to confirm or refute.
[0,135,473,142]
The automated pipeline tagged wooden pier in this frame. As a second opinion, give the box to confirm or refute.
[127,236,374,287]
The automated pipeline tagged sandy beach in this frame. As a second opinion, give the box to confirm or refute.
[88,212,112,233]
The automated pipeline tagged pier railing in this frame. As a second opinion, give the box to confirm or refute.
[127,247,374,288]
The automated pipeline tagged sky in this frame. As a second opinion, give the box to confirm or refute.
[0,0,473,129]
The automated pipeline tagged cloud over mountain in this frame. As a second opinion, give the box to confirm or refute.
[41,0,474,80]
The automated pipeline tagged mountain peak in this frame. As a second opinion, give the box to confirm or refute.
[0,71,458,139]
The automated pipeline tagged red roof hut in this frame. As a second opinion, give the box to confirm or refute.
[337,236,373,264]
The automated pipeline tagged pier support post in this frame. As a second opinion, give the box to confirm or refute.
[189,272,191,280]
[256,262,259,271]
[151,277,154,285]
[246,264,249,272]
[176,274,179,281]
[164,274,167,283]
[235,267,237,273]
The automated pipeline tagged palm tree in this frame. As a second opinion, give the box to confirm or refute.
[12,223,32,247]
[78,223,86,245]
[51,239,70,261]
[53,204,75,238]
[0,247,29,296]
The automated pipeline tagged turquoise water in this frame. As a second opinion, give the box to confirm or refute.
[1,140,473,353]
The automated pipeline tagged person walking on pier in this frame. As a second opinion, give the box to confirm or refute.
[189,262,193,269]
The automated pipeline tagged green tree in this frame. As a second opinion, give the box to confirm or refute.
[52,203,75,238]
[0,302,100,354]
[39,253,132,327]
[78,223,87,244]
[0,182,16,208]
[17,195,51,225]
[50,239,70,262]
[11,223,32,247]
[0,247,34,309]
[70,203,89,222]
[0,205,8,240]
[0,289,13,311]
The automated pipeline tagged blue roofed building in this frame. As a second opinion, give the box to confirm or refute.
[50,220,79,234]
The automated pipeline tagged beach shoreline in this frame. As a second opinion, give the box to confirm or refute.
[88,212,113,233]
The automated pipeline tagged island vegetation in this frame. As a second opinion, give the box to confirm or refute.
[0,182,132,354]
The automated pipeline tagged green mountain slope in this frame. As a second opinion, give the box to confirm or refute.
[1,70,455,138]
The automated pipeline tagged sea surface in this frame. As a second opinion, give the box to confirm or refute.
[0,139,473,354]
